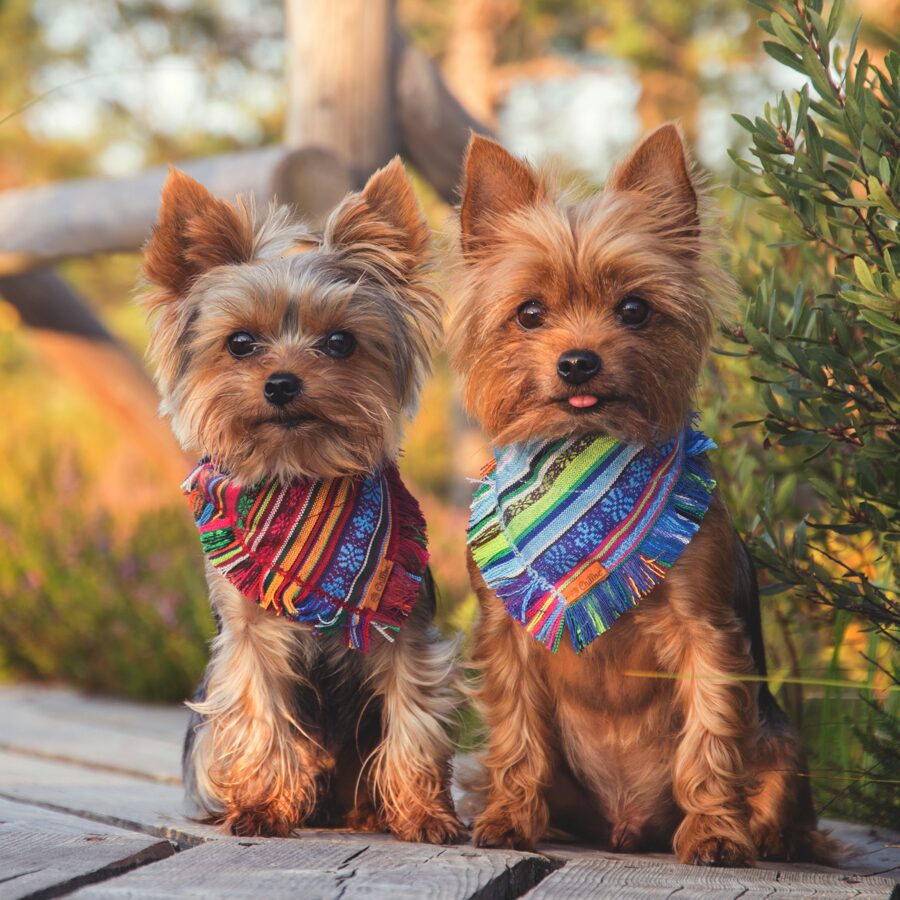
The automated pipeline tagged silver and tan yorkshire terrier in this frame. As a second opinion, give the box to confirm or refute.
[141,159,464,841]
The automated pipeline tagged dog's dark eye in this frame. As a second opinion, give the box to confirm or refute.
[227,332,258,358]
[516,299,547,330]
[615,296,651,328]
[322,330,356,359]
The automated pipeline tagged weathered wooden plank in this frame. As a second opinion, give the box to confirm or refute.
[0,801,176,900]
[0,831,173,900]
[817,821,900,880]
[0,751,217,847]
[525,853,898,899]
[0,797,142,838]
[0,687,185,783]
[69,838,551,900]
[0,686,188,743]
[2,686,897,898]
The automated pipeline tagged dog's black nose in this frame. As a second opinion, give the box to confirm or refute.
[264,372,302,407]
[557,349,601,386]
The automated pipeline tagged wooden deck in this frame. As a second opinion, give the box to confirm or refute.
[1,684,897,899]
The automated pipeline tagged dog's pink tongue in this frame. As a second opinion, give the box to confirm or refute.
[568,395,598,409]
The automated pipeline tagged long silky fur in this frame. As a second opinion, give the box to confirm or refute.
[143,160,464,840]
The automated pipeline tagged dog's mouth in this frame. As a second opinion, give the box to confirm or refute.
[258,413,317,429]
[551,394,621,414]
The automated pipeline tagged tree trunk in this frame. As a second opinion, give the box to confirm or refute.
[441,0,520,124]
[284,0,399,183]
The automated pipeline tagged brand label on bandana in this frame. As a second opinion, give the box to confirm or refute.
[467,427,717,653]
[183,463,428,650]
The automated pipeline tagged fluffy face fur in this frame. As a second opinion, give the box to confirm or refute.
[450,125,720,448]
[143,159,441,483]
[452,127,829,866]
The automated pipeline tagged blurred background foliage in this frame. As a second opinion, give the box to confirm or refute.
[0,0,896,824]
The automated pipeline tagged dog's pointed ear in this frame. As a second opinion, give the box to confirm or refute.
[143,168,254,300]
[361,156,430,256]
[460,134,542,254]
[608,123,699,236]
[327,157,430,264]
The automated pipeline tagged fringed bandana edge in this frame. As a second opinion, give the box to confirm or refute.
[467,427,717,653]
[183,462,428,650]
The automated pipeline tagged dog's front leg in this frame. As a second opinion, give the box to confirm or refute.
[185,572,329,836]
[365,593,465,844]
[652,511,758,866]
[469,561,555,851]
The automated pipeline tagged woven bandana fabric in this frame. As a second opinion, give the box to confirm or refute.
[183,462,428,650]
[468,427,717,653]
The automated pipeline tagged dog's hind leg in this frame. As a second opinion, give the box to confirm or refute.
[185,570,330,836]
[746,703,832,862]
[729,531,833,863]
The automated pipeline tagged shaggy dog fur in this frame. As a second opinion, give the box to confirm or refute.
[142,160,464,842]
[449,126,832,866]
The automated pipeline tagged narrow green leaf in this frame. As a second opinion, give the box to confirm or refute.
[763,41,806,74]
[846,17,862,71]
[770,12,805,52]
[826,0,844,40]
[853,256,878,292]
[860,308,900,335]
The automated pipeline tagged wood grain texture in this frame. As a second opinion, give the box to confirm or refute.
[0,686,185,783]
[1,686,897,899]
[0,751,217,847]
[524,853,899,899]
[0,797,140,838]
[68,838,551,900]
[0,830,173,900]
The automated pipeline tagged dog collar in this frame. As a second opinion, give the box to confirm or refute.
[467,426,717,653]
[183,462,428,650]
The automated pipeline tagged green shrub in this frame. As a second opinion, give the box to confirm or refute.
[728,0,899,822]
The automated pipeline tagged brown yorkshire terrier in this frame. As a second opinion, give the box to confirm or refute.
[450,126,831,866]
[141,160,464,842]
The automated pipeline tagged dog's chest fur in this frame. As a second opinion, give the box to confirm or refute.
[541,593,684,848]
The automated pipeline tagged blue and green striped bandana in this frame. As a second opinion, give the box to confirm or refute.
[467,427,717,653]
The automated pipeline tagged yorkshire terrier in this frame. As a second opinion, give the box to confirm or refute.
[450,126,830,866]
[141,160,464,842]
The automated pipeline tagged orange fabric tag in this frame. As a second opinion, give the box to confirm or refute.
[360,558,395,612]
[562,560,609,604]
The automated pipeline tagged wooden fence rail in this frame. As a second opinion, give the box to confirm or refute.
[0,35,487,278]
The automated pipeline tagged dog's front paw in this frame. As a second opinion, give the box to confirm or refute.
[391,808,467,845]
[472,812,536,851]
[217,804,298,838]
[676,813,754,867]
[685,836,752,868]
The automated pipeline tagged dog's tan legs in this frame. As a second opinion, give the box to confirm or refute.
[650,521,757,866]
[365,599,465,844]
[666,623,756,866]
[470,566,555,851]
[186,571,329,836]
